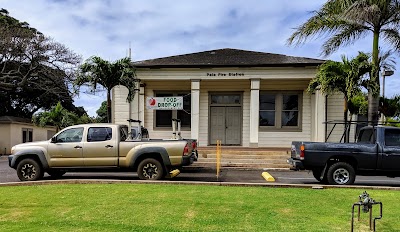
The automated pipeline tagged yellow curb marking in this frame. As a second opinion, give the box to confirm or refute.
[262,172,275,182]
[169,169,181,178]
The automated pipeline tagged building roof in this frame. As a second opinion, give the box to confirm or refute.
[0,116,56,129]
[0,116,32,124]
[133,48,325,68]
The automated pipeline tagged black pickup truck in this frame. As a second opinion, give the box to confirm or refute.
[288,126,400,185]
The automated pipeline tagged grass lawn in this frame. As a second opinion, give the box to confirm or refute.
[0,183,398,231]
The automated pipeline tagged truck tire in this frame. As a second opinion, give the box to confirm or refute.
[326,162,355,185]
[47,170,66,178]
[16,158,44,181]
[137,158,164,180]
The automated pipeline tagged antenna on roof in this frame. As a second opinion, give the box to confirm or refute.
[128,41,132,59]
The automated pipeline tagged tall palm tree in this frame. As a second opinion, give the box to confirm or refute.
[76,57,138,123]
[288,0,400,125]
[309,52,371,141]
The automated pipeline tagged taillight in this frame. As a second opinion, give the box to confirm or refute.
[183,144,189,156]
[300,144,305,160]
[192,141,197,150]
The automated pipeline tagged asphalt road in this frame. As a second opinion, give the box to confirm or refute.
[2,158,400,187]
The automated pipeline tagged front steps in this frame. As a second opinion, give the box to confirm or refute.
[192,147,291,169]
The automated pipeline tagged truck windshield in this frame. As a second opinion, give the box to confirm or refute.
[357,128,376,143]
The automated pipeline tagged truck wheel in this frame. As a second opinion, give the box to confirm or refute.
[16,158,44,181]
[326,162,355,185]
[137,158,164,180]
[47,170,66,178]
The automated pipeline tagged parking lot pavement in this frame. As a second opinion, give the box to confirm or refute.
[2,158,400,187]
[267,170,400,187]
[0,159,266,183]
[176,168,266,183]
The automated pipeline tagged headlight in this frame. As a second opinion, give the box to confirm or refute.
[11,146,15,154]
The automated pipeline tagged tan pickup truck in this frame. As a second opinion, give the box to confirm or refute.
[8,123,197,181]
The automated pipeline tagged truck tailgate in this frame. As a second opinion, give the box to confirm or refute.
[291,141,303,159]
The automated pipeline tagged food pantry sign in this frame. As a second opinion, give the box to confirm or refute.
[146,97,183,110]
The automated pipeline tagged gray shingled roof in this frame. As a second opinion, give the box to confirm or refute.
[0,116,32,124]
[133,48,325,68]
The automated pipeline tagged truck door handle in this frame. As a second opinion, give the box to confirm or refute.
[74,145,82,149]
[105,145,113,148]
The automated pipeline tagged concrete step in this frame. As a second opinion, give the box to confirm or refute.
[197,158,288,164]
[191,162,290,169]
[197,150,289,156]
[202,154,290,159]
[194,148,291,169]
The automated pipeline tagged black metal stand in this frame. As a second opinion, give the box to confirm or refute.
[324,120,400,143]
[351,192,382,231]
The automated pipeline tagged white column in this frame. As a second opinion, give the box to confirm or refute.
[139,85,145,126]
[111,85,129,124]
[191,80,200,142]
[249,79,260,147]
[131,89,139,121]
[314,90,326,142]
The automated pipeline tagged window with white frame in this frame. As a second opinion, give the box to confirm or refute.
[22,128,33,143]
[259,92,302,130]
[155,92,191,128]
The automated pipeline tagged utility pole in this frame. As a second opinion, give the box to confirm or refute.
[381,69,394,124]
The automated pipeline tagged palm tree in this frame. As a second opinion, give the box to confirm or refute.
[76,56,138,123]
[308,52,371,142]
[288,0,400,125]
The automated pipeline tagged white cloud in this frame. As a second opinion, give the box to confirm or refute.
[2,0,399,116]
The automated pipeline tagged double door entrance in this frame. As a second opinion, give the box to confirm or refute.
[209,94,242,145]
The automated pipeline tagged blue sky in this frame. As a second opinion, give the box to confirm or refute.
[2,0,399,116]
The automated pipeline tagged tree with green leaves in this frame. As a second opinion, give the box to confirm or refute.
[0,9,81,118]
[75,57,138,123]
[380,95,400,118]
[308,52,371,142]
[95,101,108,123]
[288,0,400,125]
[348,92,368,117]
[32,102,94,132]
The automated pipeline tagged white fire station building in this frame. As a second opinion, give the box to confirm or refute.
[112,48,348,148]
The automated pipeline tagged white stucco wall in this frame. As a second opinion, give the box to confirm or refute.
[0,124,11,155]
[0,123,56,155]
[258,91,312,148]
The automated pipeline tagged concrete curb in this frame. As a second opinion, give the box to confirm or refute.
[1,179,400,191]
[262,168,290,171]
